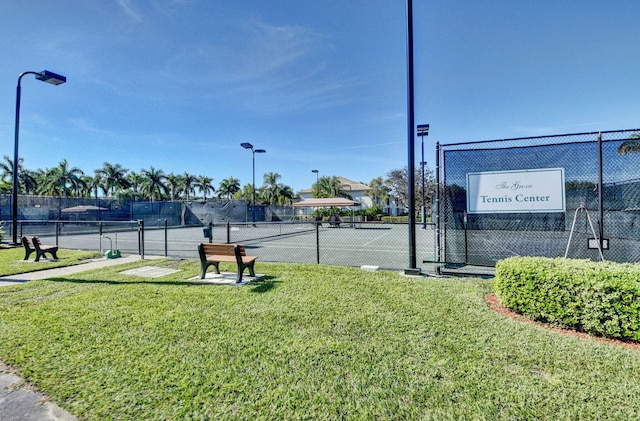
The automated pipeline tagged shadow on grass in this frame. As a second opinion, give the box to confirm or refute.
[249,276,279,293]
[42,275,281,292]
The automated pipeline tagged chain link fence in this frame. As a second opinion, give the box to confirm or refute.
[18,220,435,272]
[3,195,437,271]
[0,197,298,227]
[11,128,638,272]
[438,128,640,266]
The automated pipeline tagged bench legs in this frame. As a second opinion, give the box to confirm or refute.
[35,249,58,262]
[24,249,58,262]
[200,261,221,279]
[200,261,255,282]
[236,261,256,283]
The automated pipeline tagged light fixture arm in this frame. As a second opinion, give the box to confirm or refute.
[12,70,66,244]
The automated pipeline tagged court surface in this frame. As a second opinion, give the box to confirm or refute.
[43,222,437,271]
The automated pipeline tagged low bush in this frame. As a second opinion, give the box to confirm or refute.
[495,256,640,342]
[381,216,408,223]
[380,215,430,223]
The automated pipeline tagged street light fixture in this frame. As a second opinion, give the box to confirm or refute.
[241,142,266,224]
[12,70,67,244]
[417,124,429,229]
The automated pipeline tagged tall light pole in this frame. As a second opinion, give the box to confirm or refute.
[13,70,66,244]
[417,124,429,229]
[311,169,319,197]
[240,142,266,224]
[404,0,420,275]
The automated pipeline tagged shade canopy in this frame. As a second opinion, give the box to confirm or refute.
[61,205,108,213]
[292,197,359,208]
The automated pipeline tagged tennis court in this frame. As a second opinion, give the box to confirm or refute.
[42,221,437,271]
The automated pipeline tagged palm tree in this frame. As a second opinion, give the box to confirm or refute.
[96,162,130,196]
[618,133,640,155]
[165,173,183,201]
[37,168,62,196]
[91,171,109,196]
[140,166,168,201]
[126,171,144,201]
[0,155,37,194]
[81,174,102,200]
[182,172,197,201]
[0,155,18,184]
[38,160,85,197]
[195,175,215,200]
[262,172,281,204]
[235,184,254,201]
[19,169,39,195]
[367,177,391,207]
[275,184,295,205]
[316,176,343,198]
[260,172,294,205]
[217,177,240,199]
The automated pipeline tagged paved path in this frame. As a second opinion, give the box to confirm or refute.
[0,255,143,287]
[0,254,152,421]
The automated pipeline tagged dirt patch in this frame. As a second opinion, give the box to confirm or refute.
[485,293,640,350]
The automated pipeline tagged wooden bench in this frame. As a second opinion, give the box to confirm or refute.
[198,243,257,283]
[22,236,58,262]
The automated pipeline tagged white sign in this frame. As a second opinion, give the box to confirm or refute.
[467,168,565,214]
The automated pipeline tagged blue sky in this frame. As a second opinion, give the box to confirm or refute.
[1,1,639,194]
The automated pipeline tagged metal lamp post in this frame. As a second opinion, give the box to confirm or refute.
[13,70,66,244]
[240,142,266,224]
[417,124,429,229]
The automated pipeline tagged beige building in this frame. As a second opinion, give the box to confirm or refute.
[298,176,374,208]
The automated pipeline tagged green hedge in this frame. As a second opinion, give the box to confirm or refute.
[379,216,431,223]
[495,257,640,342]
[381,216,408,223]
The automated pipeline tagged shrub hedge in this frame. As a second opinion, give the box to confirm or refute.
[495,256,640,342]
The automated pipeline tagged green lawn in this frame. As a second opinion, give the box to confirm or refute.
[1,256,640,420]
[0,246,102,275]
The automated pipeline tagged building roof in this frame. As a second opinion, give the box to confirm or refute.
[292,197,360,207]
[336,177,372,191]
[298,176,371,194]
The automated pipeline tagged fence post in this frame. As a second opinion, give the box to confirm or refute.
[597,132,605,249]
[99,221,103,253]
[137,219,145,259]
[55,221,59,246]
[226,221,230,244]
[164,219,168,257]
[316,220,320,264]
[463,211,468,263]
[435,141,441,264]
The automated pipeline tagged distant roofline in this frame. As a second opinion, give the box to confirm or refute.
[299,176,371,194]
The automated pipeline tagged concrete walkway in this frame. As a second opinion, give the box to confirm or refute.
[0,255,143,287]
[0,255,149,421]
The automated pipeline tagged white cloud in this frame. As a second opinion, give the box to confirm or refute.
[117,0,143,22]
